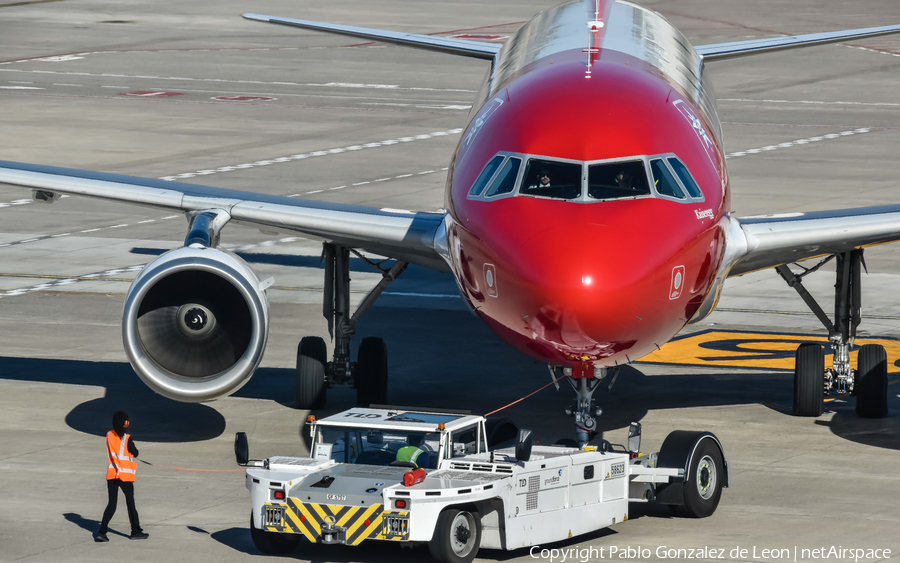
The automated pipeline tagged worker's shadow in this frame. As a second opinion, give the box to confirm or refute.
[62,513,129,539]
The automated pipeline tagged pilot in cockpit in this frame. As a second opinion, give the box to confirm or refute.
[615,170,633,190]
[529,170,552,190]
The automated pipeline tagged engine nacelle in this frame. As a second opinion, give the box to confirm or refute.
[122,246,270,402]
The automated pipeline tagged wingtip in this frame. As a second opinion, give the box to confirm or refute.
[242,13,269,22]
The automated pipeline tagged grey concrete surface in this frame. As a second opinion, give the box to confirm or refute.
[1,0,900,562]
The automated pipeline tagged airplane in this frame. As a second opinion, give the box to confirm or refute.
[2,0,900,446]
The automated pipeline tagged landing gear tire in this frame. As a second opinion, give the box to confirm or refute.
[554,438,579,448]
[793,343,824,417]
[296,336,327,410]
[856,344,888,418]
[356,337,388,408]
[250,513,299,555]
[428,508,481,563]
[682,439,724,518]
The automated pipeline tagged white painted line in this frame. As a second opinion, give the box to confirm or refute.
[374,178,391,182]
[51,233,70,237]
[161,215,179,219]
[80,228,100,233]
[726,127,874,160]
[395,174,413,178]
[418,170,435,174]
[352,181,370,186]
[19,238,40,243]
[0,67,476,92]
[330,186,346,190]
[306,190,324,194]
[137,219,155,224]
[720,98,900,108]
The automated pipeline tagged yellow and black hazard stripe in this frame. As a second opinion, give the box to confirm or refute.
[263,500,409,545]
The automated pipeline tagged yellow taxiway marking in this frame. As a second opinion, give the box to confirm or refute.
[641,330,900,375]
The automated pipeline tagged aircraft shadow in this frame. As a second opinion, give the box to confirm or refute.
[0,305,896,449]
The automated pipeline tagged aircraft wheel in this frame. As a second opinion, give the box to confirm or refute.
[249,513,300,555]
[484,417,518,448]
[296,337,327,410]
[856,344,888,418]
[553,438,579,448]
[428,508,481,563]
[793,343,824,417]
[356,337,388,407]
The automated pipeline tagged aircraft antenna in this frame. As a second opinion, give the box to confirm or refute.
[584,0,604,79]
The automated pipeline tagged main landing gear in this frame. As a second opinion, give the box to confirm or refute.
[552,365,619,447]
[295,243,407,410]
[777,249,888,418]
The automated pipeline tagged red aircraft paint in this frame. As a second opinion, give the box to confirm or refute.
[444,0,728,371]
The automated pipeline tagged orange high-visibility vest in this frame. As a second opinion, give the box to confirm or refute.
[106,431,137,482]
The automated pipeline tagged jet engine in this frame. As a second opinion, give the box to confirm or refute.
[122,246,269,402]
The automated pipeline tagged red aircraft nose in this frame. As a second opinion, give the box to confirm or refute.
[493,200,702,365]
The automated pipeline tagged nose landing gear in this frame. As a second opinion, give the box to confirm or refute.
[556,366,619,447]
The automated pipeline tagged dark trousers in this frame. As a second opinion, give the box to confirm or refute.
[99,478,142,534]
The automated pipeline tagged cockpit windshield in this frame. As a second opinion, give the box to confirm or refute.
[520,159,582,200]
[587,160,651,200]
[313,426,441,468]
[465,152,704,203]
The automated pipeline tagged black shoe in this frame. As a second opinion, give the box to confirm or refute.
[95,532,109,542]
[129,532,149,540]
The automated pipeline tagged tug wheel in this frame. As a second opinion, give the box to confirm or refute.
[682,438,724,518]
[428,508,481,563]
[249,512,299,555]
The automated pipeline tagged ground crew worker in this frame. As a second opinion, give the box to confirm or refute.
[395,434,432,468]
[95,411,148,542]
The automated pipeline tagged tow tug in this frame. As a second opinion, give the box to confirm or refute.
[236,406,729,563]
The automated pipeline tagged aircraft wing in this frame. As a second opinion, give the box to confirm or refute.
[696,24,900,61]
[242,13,502,60]
[729,205,900,276]
[0,160,451,272]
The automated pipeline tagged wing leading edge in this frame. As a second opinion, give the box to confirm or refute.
[242,13,502,60]
[0,160,451,272]
[728,205,900,277]
[696,24,900,61]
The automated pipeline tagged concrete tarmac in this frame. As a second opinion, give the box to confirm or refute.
[1,0,899,562]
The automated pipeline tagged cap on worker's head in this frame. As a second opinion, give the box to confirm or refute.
[112,411,130,435]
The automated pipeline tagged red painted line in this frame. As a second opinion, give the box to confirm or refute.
[450,34,507,40]
[0,90,464,115]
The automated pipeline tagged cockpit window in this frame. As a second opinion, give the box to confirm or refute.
[520,159,582,200]
[667,157,703,199]
[468,155,505,196]
[587,160,650,200]
[484,157,522,197]
[650,159,685,199]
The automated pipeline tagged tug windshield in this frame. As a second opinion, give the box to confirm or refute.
[313,426,441,468]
